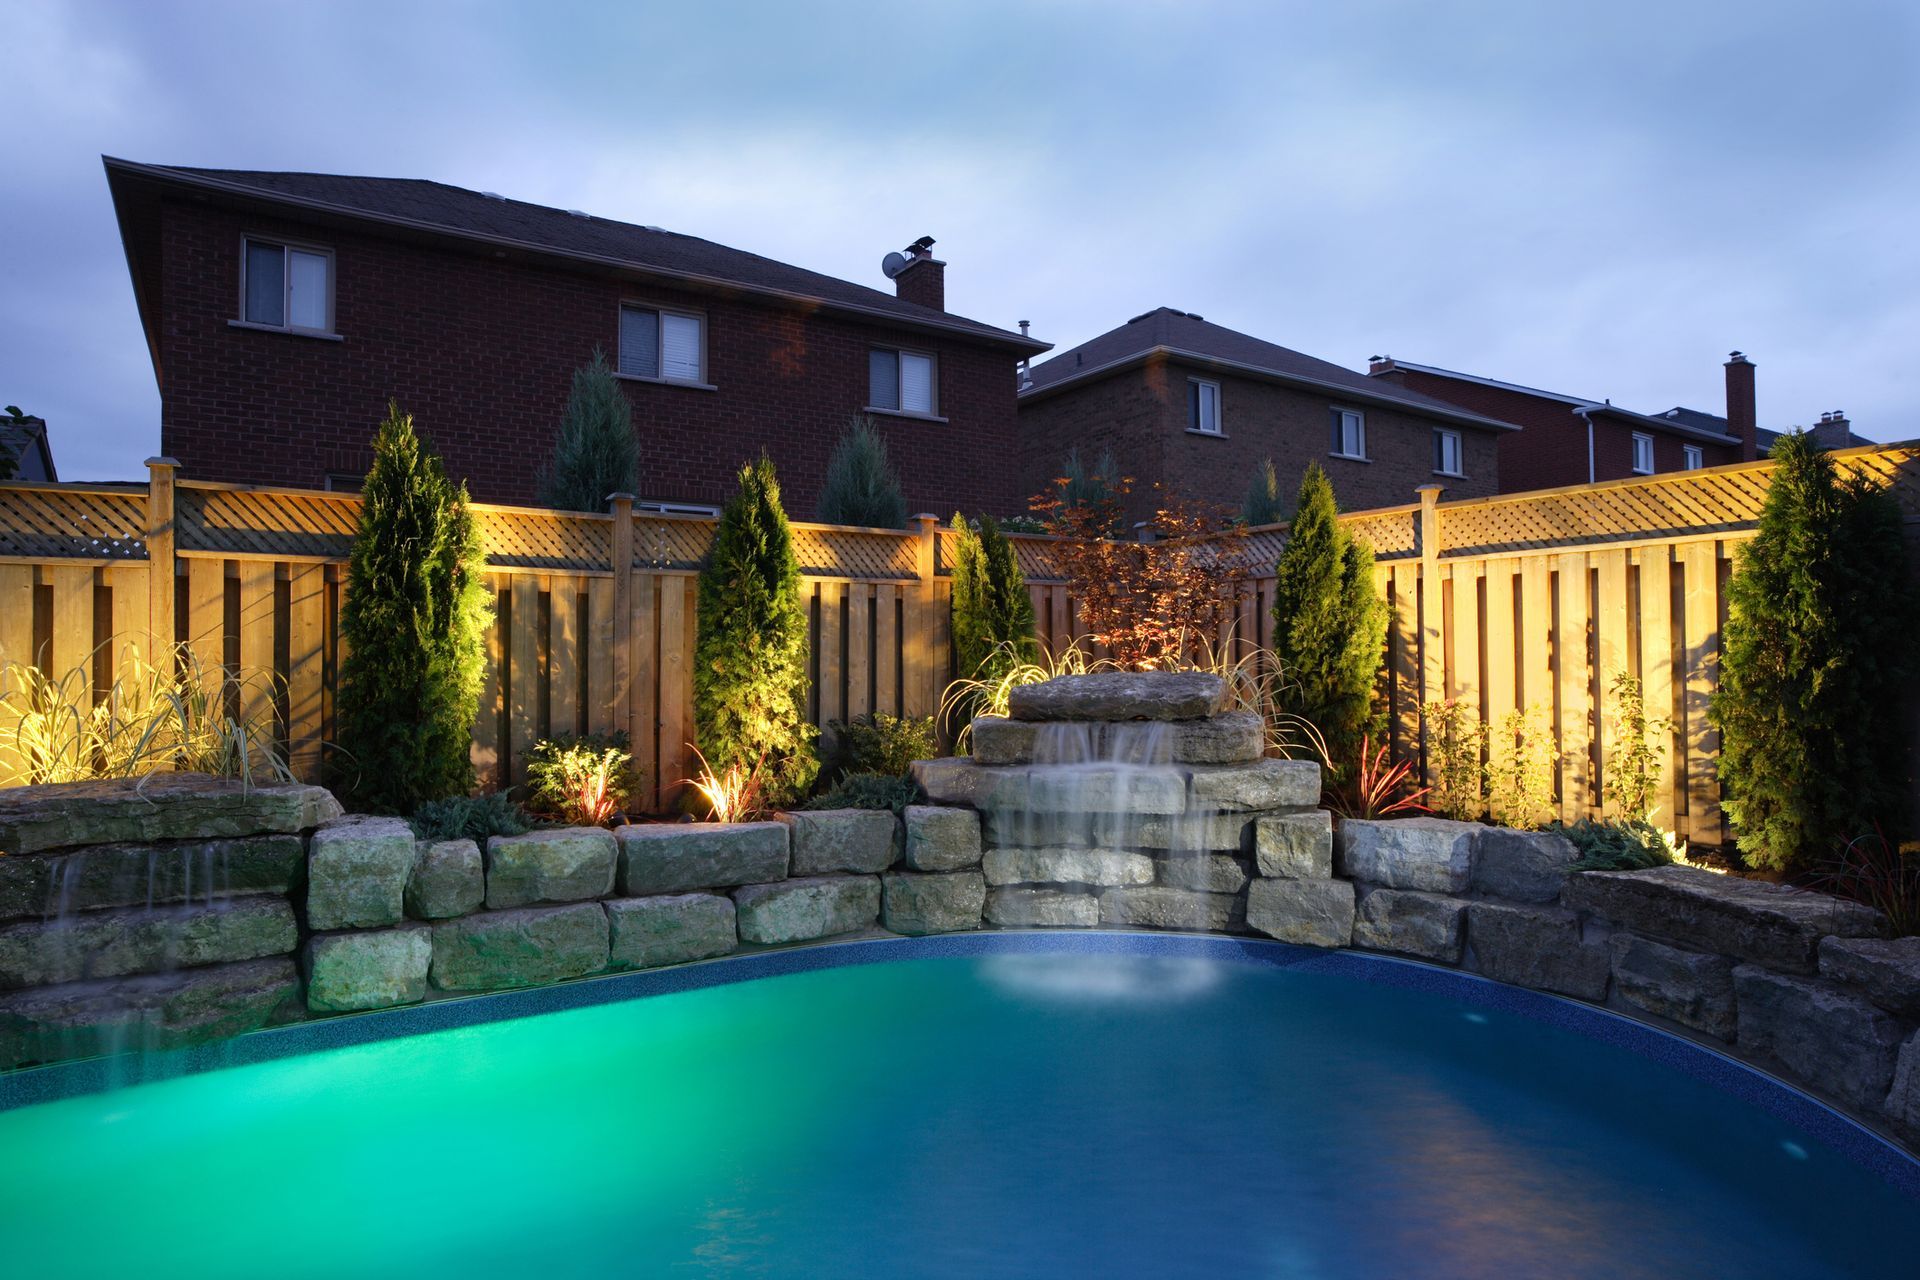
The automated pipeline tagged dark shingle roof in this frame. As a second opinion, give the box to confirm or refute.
[107,160,1042,351]
[1021,307,1515,429]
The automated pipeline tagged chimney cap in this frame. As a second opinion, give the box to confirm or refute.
[1727,350,1752,364]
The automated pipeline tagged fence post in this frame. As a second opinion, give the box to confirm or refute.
[912,513,939,716]
[1414,484,1445,767]
[145,457,179,657]
[608,493,636,738]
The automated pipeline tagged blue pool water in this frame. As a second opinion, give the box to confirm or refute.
[1,936,1914,1278]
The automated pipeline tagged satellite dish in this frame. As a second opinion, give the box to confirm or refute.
[881,251,910,279]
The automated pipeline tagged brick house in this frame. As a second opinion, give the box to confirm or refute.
[104,158,1048,517]
[1367,354,1756,491]
[1015,308,1513,524]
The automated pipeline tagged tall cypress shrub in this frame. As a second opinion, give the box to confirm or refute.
[1270,462,1388,776]
[694,453,817,804]
[949,512,1038,693]
[1243,457,1288,526]
[539,348,639,513]
[1711,432,1915,872]
[336,404,492,813]
[817,416,907,528]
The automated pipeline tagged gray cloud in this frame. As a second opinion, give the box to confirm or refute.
[3,0,1914,481]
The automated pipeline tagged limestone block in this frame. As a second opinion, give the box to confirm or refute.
[1467,901,1609,1001]
[882,870,986,936]
[1253,812,1334,879]
[1338,817,1478,893]
[1733,965,1906,1111]
[1471,827,1579,904]
[981,847,1156,887]
[779,808,901,875]
[616,821,788,895]
[1008,671,1225,722]
[0,774,342,856]
[308,814,416,930]
[606,894,737,969]
[1609,932,1736,1040]
[0,897,297,989]
[733,876,881,944]
[984,887,1101,928]
[304,926,431,1012]
[406,839,484,920]
[485,827,617,909]
[902,805,982,871]
[1100,885,1243,932]
[1351,889,1466,963]
[429,903,609,992]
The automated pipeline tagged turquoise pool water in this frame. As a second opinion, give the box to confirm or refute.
[2,942,1915,1278]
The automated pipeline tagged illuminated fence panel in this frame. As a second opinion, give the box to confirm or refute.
[1,443,1913,835]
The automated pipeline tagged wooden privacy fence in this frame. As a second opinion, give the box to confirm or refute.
[1,444,1915,836]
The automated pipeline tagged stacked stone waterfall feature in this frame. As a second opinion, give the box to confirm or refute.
[913,672,1345,943]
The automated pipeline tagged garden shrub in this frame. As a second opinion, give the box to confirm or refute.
[524,732,634,825]
[411,792,533,843]
[1424,698,1487,822]
[801,771,922,814]
[1243,457,1288,526]
[817,416,907,528]
[335,404,492,813]
[694,452,818,806]
[1487,705,1558,829]
[948,512,1038,700]
[827,712,936,779]
[538,348,639,513]
[1603,672,1669,823]
[1711,432,1917,872]
[1552,817,1678,872]
[1271,463,1388,778]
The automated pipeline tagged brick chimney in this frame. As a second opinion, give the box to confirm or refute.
[893,236,945,312]
[1725,351,1757,460]
[1812,410,1852,451]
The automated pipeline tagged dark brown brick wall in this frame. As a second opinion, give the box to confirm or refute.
[155,200,1021,518]
[1016,355,1502,524]
[1374,369,1743,492]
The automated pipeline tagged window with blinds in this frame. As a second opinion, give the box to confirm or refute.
[1187,378,1221,434]
[1434,428,1463,476]
[1329,408,1366,459]
[869,347,936,415]
[241,237,332,331]
[618,305,704,383]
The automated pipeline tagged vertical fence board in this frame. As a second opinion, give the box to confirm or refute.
[1448,563,1481,712]
[846,586,872,721]
[1482,560,1517,731]
[656,575,688,808]
[288,564,326,781]
[0,564,32,782]
[1681,541,1723,844]
[186,558,225,701]
[1389,563,1420,763]
[48,566,95,704]
[509,575,540,784]
[237,560,276,737]
[1637,548,1678,829]
[550,582,581,740]
[586,577,614,738]
[1593,550,1631,817]
[817,579,844,731]
[1554,552,1591,821]
[1517,556,1553,717]
[875,584,899,716]
[109,562,150,676]
[472,576,506,790]
[631,574,660,811]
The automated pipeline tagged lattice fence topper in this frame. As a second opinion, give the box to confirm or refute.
[0,484,148,560]
[1435,443,1920,557]
[178,484,359,559]
[475,504,613,572]
[929,524,1070,584]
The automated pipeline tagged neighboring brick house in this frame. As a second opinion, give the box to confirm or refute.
[1016,308,1513,524]
[1367,354,1755,492]
[104,158,1048,517]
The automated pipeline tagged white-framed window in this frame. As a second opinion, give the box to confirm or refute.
[241,236,332,331]
[869,347,937,416]
[1330,408,1367,460]
[636,499,720,518]
[1632,432,1655,475]
[1683,444,1704,470]
[1187,378,1222,434]
[1433,428,1464,477]
[619,304,705,383]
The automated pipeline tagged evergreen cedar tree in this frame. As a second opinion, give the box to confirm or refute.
[948,512,1039,697]
[539,348,639,513]
[335,404,492,813]
[1270,462,1389,777]
[1710,432,1915,873]
[694,453,818,804]
[1243,458,1287,527]
[817,416,908,529]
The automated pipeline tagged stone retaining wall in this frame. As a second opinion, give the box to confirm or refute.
[3,771,1917,1160]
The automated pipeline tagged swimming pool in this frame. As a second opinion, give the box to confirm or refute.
[2,933,1915,1278]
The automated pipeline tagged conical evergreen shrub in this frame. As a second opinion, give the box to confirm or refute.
[336,404,492,812]
[949,512,1039,704]
[1270,462,1388,776]
[817,416,907,528]
[694,453,818,804]
[539,348,639,512]
[1710,432,1915,871]
[1244,457,1288,526]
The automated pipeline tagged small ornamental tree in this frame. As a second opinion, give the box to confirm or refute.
[1271,462,1388,777]
[336,404,492,813]
[949,512,1039,703]
[694,453,818,805]
[1711,432,1916,872]
[817,416,907,528]
[1243,457,1288,526]
[539,348,639,512]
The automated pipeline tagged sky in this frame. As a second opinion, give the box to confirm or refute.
[3,0,1916,480]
